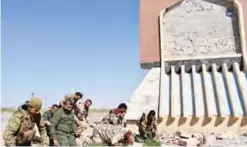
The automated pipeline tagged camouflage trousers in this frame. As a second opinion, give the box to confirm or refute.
[56,131,77,146]
[78,128,103,146]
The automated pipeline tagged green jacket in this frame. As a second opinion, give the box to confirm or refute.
[50,108,77,140]
[3,108,48,146]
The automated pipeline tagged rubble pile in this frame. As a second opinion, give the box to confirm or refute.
[158,131,247,146]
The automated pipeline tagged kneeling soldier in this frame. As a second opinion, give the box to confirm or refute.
[136,110,158,143]
[3,97,48,146]
[50,99,79,146]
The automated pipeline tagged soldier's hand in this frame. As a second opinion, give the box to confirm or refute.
[75,132,81,137]
[44,121,51,126]
[53,140,60,146]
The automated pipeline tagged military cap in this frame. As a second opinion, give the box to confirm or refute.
[29,97,42,110]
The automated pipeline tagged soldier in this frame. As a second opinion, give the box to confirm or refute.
[43,104,59,146]
[74,99,93,133]
[79,124,134,146]
[59,92,83,108]
[3,97,48,146]
[100,103,128,127]
[136,110,158,143]
[50,99,79,146]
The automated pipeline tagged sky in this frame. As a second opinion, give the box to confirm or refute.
[1,0,149,109]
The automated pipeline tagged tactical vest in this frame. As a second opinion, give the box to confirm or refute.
[16,110,36,145]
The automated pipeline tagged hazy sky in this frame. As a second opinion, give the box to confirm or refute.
[2,0,148,108]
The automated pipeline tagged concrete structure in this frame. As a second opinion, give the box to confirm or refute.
[126,0,247,133]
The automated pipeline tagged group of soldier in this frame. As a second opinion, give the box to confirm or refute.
[3,92,158,146]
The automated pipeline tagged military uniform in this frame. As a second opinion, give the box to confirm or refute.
[100,110,127,127]
[3,98,48,146]
[79,124,129,146]
[136,114,158,143]
[50,108,77,146]
[75,103,91,133]
[65,94,78,105]
[43,110,54,145]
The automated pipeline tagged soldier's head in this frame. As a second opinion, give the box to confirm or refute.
[63,99,74,113]
[74,92,83,100]
[51,104,59,112]
[28,97,43,115]
[118,103,127,110]
[117,103,127,118]
[84,99,92,108]
[147,110,156,120]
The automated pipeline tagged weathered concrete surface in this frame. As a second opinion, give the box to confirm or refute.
[125,68,160,120]
[140,0,247,69]
[162,0,241,57]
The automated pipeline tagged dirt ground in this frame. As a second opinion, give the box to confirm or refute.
[1,111,247,146]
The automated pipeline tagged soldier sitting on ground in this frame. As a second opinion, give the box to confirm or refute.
[43,104,59,146]
[50,99,80,146]
[79,124,134,146]
[3,97,48,146]
[135,110,158,143]
[74,99,93,145]
[100,103,128,127]
[74,99,93,131]
[59,92,83,108]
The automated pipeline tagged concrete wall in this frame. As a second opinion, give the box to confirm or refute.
[140,0,247,69]
[126,62,247,133]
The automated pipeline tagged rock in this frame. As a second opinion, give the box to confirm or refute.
[178,138,200,146]
[178,139,187,146]
[216,131,239,140]
[205,135,216,146]
[176,131,191,139]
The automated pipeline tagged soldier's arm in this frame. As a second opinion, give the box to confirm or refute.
[101,114,110,124]
[43,112,51,126]
[3,111,22,146]
[153,117,158,130]
[50,109,61,140]
[72,119,77,134]
[37,115,49,145]
[109,113,118,125]
[43,112,48,121]
[123,119,127,127]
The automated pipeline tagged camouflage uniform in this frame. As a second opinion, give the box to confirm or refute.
[136,114,158,143]
[3,108,48,146]
[79,124,129,146]
[50,108,77,146]
[43,110,54,145]
[100,110,127,127]
[75,102,91,133]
